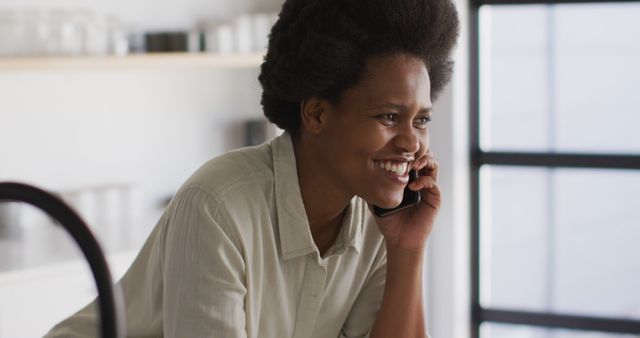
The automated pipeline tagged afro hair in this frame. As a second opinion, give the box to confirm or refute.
[259,0,460,135]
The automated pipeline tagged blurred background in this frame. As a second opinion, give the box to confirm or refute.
[0,0,281,336]
[0,0,638,337]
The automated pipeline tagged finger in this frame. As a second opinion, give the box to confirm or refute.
[417,156,438,181]
[411,157,424,171]
[421,181,441,209]
[409,175,438,191]
[413,156,429,171]
[427,157,439,181]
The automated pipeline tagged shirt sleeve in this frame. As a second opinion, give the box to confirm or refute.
[337,245,433,338]
[162,187,248,338]
[338,244,387,338]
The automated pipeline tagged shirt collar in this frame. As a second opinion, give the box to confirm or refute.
[272,132,363,261]
[326,196,363,257]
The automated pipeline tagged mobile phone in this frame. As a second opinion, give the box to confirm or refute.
[373,169,421,217]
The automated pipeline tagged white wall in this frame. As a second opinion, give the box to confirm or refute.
[425,0,471,336]
[0,67,265,235]
[0,0,283,240]
[0,1,277,335]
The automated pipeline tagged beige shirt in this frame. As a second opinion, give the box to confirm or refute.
[45,132,390,338]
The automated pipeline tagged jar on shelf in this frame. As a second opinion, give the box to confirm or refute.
[0,9,28,57]
[106,15,129,56]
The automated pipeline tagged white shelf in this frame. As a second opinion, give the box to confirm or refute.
[0,52,264,71]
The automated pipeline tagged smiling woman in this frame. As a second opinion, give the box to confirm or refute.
[44,0,459,337]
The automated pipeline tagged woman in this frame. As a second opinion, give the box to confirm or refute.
[46,0,459,337]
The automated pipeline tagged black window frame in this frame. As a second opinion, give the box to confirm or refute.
[469,0,640,336]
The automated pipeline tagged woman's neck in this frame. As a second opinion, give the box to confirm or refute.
[292,134,352,235]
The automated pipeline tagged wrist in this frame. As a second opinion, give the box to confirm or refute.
[383,239,425,296]
[385,239,426,261]
[385,237,427,257]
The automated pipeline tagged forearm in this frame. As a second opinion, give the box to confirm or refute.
[369,243,427,338]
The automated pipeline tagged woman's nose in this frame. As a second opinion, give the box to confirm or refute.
[395,124,422,154]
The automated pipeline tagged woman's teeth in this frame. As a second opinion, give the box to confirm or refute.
[376,160,408,175]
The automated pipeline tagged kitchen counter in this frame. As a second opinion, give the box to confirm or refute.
[0,215,157,274]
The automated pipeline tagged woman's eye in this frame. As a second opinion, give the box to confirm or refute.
[378,113,398,124]
[414,116,432,127]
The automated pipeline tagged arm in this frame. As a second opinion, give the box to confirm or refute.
[162,187,248,338]
[368,244,426,338]
[368,153,440,338]
[45,187,249,338]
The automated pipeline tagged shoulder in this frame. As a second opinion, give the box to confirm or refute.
[168,142,280,232]
[177,142,275,201]
[160,143,278,250]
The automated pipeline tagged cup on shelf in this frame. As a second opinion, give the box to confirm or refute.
[60,188,99,228]
[145,31,200,53]
[251,13,272,52]
[56,183,134,249]
[204,23,234,54]
[84,12,109,56]
[0,9,27,57]
[29,9,53,56]
[48,8,82,56]
[233,15,253,53]
[188,30,201,53]
[201,12,277,55]
[0,7,130,57]
[106,15,129,56]
[126,27,146,54]
[0,10,14,56]
[94,183,133,248]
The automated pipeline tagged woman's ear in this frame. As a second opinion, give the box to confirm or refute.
[300,98,330,135]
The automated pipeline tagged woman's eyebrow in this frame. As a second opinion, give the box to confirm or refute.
[369,103,433,114]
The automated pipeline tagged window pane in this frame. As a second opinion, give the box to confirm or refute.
[481,322,639,338]
[479,3,640,154]
[480,166,640,320]
[480,166,550,310]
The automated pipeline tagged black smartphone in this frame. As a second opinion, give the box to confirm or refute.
[373,169,421,217]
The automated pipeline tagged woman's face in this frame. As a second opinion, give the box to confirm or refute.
[315,53,432,208]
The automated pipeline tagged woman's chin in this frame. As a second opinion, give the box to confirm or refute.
[366,193,404,209]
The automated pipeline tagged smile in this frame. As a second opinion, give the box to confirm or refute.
[374,160,410,176]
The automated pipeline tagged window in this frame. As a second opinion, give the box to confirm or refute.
[470,1,640,337]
